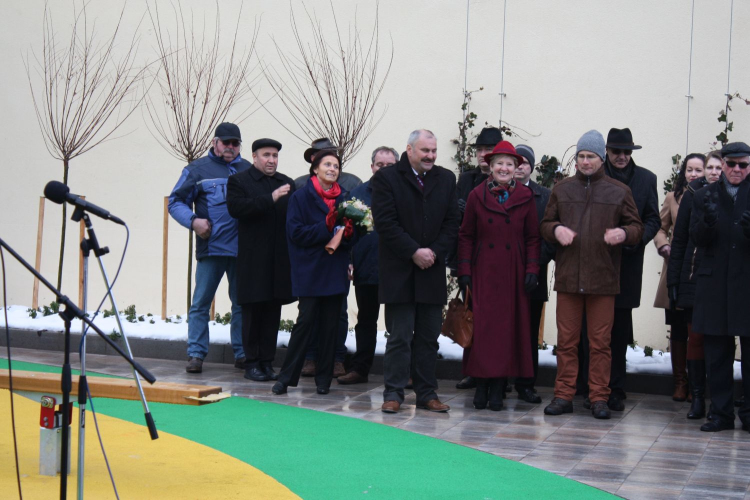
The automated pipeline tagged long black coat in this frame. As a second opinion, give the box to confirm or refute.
[226,166,296,305]
[604,159,660,308]
[690,177,750,337]
[528,180,555,302]
[666,178,708,309]
[457,168,488,203]
[371,153,460,305]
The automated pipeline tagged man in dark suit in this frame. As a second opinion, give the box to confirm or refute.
[372,129,460,413]
[691,141,750,433]
[338,146,399,385]
[513,144,554,404]
[227,138,296,382]
[578,128,660,411]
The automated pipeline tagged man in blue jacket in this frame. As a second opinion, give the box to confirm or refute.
[168,122,250,373]
[338,146,399,385]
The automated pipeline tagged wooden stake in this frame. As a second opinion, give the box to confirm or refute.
[32,197,45,310]
[162,196,169,320]
[210,297,216,322]
[78,196,85,309]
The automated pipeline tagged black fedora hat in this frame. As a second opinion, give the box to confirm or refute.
[304,138,339,163]
[606,128,642,150]
[471,127,503,147]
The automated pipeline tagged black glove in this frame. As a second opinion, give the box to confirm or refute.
[740,210,750,238]
[458,275,472,297]
[457,198,467,213]
[524,273,538,293]
[704,191,719,226]
[669,285,679,310]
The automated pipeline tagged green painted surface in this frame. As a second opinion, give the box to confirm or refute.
[3,359,615,499]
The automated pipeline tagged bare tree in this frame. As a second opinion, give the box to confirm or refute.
[261,1,393,167]
[143,1,258,313]
[25,3,148,291]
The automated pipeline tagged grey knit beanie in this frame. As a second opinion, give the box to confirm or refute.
[576,130,606,161]
[515,144,535,167]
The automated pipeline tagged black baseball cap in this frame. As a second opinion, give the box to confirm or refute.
[215,122,242,142]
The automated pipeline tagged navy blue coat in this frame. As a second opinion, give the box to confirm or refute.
[286,177,353,297]
[348,180,379,286]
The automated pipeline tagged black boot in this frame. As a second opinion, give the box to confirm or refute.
[473,378,489,410]
[488,378,505,411]
[687,359,706,419]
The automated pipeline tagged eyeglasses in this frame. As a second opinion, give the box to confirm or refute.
[609,149,632,156]
[726,160,750,169]
[220,139,241,147]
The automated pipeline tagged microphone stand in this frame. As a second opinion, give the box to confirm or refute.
[73,209,158,498]
[0,236,155,500]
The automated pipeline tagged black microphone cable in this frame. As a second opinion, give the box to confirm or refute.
[1,246,24,500]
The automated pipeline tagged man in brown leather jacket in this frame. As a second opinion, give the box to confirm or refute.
[540,130,644,419]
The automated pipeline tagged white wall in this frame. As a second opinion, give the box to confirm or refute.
[1,1,748,350]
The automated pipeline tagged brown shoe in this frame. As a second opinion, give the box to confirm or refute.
[337,371,368,385]
[186,357,203,373]
[381,400,401,413]
[417,399,450,412]
[301,359,316,377]
[333,361,346,378]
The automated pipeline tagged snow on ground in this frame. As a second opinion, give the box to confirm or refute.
[1,305,742,379]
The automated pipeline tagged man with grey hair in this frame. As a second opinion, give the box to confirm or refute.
[372,130,460,413]
[690,141,750,433]
[338,146,399,385]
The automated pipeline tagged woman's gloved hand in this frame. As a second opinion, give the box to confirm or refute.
[524,273,538,293]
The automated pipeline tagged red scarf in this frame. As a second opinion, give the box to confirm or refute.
[311,174,341,211]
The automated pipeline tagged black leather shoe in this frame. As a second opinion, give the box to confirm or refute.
[607,395,625,411]
[517,388,542,404]
[316,386,330,395]
[260,363,278,381]
[544,398,573,415]
[583,397,591,409]
[456,376,477,389]
[244,366,270,382]
[234,357,247,369]
[271,382,287,395]
[700,418,734,432]
[742,421,749,433]
[591,400,611,419]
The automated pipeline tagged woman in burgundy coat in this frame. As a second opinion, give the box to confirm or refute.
[457,141,541,411]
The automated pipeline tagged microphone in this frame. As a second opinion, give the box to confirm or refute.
[44,181,125,225]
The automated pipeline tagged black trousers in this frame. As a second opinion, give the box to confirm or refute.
[277,295,344,389]
[351,284,380,376]
[241,301,283,364]
[515,299,544,391]
[305,294,349,362]
[383,303,442,404]
[577,307,632,398]
[705,335,750,425]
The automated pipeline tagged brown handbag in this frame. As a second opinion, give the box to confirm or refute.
[441,287,473,348]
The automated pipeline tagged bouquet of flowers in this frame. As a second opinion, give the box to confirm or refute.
[325,198,374,254]
[337,198,374,234]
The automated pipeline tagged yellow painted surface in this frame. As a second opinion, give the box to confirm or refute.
[0,390,299,499]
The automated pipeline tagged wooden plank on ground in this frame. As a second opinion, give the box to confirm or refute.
[0,370,222,406]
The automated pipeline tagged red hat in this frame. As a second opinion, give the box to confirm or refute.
[484,141,524,165]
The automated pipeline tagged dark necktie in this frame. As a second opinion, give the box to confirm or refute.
[415,172,424,190]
